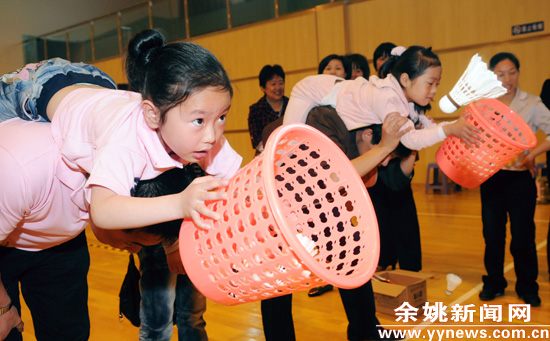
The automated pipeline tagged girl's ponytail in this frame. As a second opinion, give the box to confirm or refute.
[378,54,399,78]
[125,29,166,94]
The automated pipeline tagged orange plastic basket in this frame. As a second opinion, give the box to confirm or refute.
[179,123,379,305]
[436,98,536,188]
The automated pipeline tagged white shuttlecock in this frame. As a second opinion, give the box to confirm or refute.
[439,54,507,114]
[446,273,462,295]
[296,233,319,257]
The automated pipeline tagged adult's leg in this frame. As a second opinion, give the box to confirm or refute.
[339,281,381,341]
[0,247,24,341]
[138,244,176,341]
[174,275,208,341]
[261,295,296,341]
[390,184,422,272]
[480,171,509,292]
[14,232,89,341]
[506,171,539,297]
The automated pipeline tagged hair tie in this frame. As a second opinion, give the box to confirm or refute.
[391,46,406,57]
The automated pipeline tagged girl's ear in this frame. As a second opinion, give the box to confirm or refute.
[400,73,411,88]
[143,100,161,129]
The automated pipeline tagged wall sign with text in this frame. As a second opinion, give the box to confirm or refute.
[512,21,544,36]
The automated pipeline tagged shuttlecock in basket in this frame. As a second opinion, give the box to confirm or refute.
[446,273,462,295]
[439,54,507,114]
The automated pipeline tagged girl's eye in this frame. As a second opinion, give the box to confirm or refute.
[219,115,226,123]
[193,118,204,125]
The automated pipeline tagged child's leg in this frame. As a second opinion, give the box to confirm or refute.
[0,58,116,123]
[138,244,177,341]
[174,275,208,341]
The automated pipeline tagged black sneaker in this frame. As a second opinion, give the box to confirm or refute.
[479,288,504,301]
[519,294,541,307]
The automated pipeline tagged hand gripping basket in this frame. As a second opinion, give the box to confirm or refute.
[436,98,536,188]
[179,123,380,305]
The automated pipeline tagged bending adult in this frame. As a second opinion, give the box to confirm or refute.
[0,119,179,340]
[478,52,550,307]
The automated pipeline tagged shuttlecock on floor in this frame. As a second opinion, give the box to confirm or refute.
[446,273,462,295]
[439,54,507,114]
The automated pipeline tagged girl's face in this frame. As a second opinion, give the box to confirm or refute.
[402,66,442,107]
[155,87,231,163]
[261,75,285,103]
[323,59,346,78]
[376,55,390,71]
[351,65,363,80]
[493,58,519,95]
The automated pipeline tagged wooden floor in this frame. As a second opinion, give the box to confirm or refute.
[20,184,550,340]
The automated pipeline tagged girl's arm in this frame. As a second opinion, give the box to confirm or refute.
[89,176,228,230]
[398,114,481,150]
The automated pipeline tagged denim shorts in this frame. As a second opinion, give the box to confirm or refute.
[0,57,116,122]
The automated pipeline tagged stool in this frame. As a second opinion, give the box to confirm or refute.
[425,162,458,195]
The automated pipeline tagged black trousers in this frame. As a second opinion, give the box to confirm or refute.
[261,281,380,341]
[0,231,90,341]
[480,170,539,296]
[339,281,381,341]
[261,294,295,341]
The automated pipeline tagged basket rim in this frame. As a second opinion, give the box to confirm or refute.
[262,123,378,288]
[467,99,537,149]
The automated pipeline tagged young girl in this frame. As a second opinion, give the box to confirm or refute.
[2,29,242,231]
[283,45,480,150]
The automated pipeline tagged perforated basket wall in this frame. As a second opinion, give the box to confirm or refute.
[179,123,379,305]
[436,98,536,188]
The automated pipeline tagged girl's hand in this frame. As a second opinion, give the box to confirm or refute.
[443,114,482,148]
[179,176,229,230]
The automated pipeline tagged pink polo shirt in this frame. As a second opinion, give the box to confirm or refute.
[51,88,241,219]
[0,119,86,251]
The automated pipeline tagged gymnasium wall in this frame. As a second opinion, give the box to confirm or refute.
[94,0,550,184]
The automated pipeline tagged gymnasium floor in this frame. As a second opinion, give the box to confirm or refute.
[21,184,550,340]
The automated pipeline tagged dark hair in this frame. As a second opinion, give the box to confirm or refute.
[373,42,397,71]
[130,164,205,244]
[347,53,371,79]
[259,64,285,88]
[318,54,352,80]
[489,52,520,71]
[353,124,412,158]
[125,29,233,124]
[379,46,441,113]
